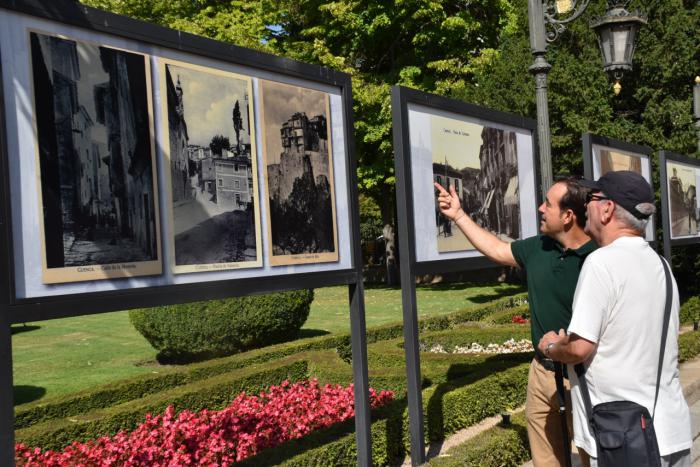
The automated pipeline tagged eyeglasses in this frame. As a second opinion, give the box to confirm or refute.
[585,193,611,204]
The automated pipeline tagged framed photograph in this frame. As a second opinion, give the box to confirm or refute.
[659,151,700,247]
[391,86,538,273]
[159,59,262,273]
[582,134,655,242]
[259,79,338,266]
[29,30,161,284]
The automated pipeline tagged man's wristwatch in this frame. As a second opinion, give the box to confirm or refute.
[544,342,555,357]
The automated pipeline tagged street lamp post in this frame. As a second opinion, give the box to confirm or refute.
[527,0,646,196]
[694,76,700,153]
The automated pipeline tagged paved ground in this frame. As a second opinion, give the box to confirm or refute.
[405,351,700,466]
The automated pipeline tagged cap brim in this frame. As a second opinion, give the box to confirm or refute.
[579,179,601,190]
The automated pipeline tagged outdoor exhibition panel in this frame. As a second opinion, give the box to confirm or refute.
[582,133,655,243]
[0,0,359,320]
[391,85,538,466]
[0,1,372,465]
[392,86,539,276]
[659,150,700,260]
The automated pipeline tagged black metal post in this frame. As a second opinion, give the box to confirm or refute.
[528,0,553,198]
[659,151,672,263]
[349,280,371,467]
[391,87,425,466]
[0,315,14,466]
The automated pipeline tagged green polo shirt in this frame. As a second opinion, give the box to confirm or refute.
[510,235,597,347]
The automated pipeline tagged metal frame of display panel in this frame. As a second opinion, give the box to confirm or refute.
[582,133,657,245]
[391,85,538,465]
[659,150,700,262]
[0,1,371,465]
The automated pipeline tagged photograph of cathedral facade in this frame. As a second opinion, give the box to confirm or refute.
[260,80,338,265]
[30,31,161,283]
[667,161,700,239]
[161,60,261,272]
[430,114,520,253]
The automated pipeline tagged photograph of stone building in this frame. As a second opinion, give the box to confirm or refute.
[430,114,520,253]
[29,31,161,284]
[160,60,261,272]
[667,161,699,239]
[600,149,643,174]
[260,80,338,266]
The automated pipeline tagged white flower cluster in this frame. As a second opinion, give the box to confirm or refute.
[422,338,533,354]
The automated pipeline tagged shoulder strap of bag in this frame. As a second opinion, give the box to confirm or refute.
[653,256,673,420]
[574,254,673,424]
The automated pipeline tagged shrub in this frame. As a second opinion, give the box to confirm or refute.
[129,290,314,363]
[427,412,529,466]
[15,380,395,465]
[680,296,700,324]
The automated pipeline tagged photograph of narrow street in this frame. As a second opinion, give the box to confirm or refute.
[30,31,161,283]
[161,60,261,272]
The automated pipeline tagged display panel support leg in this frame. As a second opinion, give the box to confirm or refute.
[400,273,425,466]
[0,315,14,466]
[349,280,372,467]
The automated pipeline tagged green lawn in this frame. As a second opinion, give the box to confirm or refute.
[304,282,524,334]
[12,281,523,403]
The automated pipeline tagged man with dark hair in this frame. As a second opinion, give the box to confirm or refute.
[538,171,691,466]
[435,178,595,466]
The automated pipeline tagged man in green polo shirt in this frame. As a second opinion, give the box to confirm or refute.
[434,178,595,466]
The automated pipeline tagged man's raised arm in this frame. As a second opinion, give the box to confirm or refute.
[434,182,518,268]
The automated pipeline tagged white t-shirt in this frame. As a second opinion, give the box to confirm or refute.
[567,236,691,457]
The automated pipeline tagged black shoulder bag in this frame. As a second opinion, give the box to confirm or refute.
[573,256,672,467]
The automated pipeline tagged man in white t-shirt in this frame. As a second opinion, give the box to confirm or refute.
[537,171,692,467]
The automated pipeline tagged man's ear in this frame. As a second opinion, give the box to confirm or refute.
[601,202,615,223]
[562,208,575,227]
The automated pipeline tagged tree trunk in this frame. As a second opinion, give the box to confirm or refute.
[380,192,399,286]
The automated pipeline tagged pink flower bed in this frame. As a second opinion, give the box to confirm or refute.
[15,379,394,466]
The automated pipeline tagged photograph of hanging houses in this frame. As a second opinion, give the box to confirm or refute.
[30,31,161,284]
[161,60,261,272]
[667,161,700,239]
[260,80,338,266]
[430,114,520,253]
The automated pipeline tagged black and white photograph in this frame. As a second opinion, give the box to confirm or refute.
[667,161,700,239]
[29,30,161,284]
[160,60,261,273]
[430,114,521,253]
[260,80,338,266]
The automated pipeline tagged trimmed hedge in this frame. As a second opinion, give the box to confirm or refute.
[129,289,314,362]
[239,362,530,466]
[680,296,700,324]
[679,330,700,363]
[16,360,308,451]
[427,412,530,466]
[15,291,530,459]
[481,304,530,325]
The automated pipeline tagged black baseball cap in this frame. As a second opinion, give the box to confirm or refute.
[580,170,654,219]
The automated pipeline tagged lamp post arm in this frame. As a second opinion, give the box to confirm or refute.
[543,0,592,42]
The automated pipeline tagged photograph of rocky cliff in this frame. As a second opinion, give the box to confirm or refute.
[260,80,338,266]
[160,60,261,273]
[29,31,161,284]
